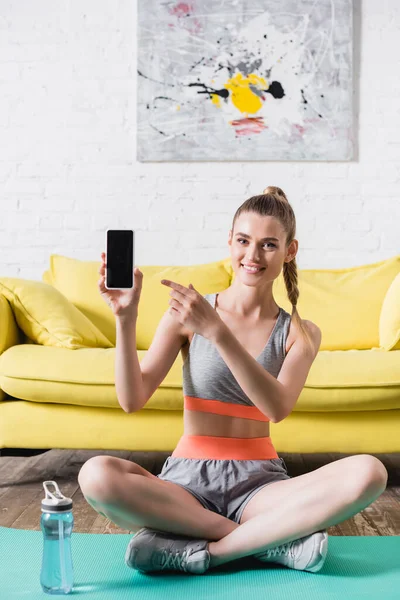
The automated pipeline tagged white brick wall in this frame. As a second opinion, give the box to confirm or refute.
[0,0,399,280]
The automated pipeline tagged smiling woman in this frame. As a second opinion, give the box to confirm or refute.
[226,186,315,352]
[158,186,321,450]
[84,186,363,576]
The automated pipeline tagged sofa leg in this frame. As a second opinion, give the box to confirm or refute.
[0,448,49,457]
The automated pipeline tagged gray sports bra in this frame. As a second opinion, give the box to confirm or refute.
[182,292,292,422]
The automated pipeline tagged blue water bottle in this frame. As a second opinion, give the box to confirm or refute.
[40,481,74,595]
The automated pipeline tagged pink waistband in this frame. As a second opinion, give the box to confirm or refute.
[184,395,270,422]
[171,434,279,460]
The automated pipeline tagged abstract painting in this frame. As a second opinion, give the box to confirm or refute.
[137,0,353,161]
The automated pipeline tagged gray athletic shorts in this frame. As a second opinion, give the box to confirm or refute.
[156,455,291,524]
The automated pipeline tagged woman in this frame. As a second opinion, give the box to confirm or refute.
[78,186,388,575]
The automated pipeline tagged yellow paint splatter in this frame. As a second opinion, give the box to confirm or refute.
[211,94,221,107]
[224,73,268,114]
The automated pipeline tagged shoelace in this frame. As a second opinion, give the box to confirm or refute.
[260,540,294,559]
[161,548,190,572]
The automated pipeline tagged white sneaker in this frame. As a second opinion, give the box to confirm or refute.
[254,530,328,573]
[125,527,211,574]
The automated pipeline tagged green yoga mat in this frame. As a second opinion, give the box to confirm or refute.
[0,526,399,599]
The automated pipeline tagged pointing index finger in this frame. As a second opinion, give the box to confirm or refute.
[161,280,186,292]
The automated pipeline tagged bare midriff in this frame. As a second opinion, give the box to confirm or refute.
[180,303,295,439]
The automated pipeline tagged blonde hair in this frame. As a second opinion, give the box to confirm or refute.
[231,185,314,352]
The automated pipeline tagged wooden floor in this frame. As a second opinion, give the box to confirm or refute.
[1,449,399,536]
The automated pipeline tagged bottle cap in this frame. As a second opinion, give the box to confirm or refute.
[41,481,73,513]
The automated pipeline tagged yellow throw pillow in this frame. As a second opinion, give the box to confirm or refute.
[379,272,400,351]
[0,278,113,350]
[44,254,116,346]
[45,254,232,349]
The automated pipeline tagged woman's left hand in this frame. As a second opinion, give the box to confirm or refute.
[160,279,224,341]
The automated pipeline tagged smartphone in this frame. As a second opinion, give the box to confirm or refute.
[105,229,135,290]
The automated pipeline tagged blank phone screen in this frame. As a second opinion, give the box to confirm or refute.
[106,230,133,288]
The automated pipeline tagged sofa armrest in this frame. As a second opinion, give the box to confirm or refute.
[0,293,22,356]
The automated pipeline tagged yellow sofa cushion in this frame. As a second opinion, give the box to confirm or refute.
[261,255,399,350]
[0,278,113,350]
[379,272,400,351]
[43,254,232,349]
[1,344,399,412]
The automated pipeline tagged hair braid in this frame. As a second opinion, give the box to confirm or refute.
[283,256,299,309]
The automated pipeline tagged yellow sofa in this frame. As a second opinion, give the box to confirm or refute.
[1,253,400,456]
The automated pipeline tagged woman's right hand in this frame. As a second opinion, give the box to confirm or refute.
[98,252,143,319]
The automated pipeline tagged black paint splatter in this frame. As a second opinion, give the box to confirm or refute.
[188,82,229,100]
[137,69,175,88]
[153,95,176,102]
[189,57,205,72]
[300,88,324,118]
[265,81,284,99]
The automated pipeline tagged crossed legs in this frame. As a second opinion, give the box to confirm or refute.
[78,454,388,569]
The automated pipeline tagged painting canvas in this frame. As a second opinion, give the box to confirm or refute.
[137,0,353,161]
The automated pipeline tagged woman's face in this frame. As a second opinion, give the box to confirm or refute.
[228,213,292,282]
